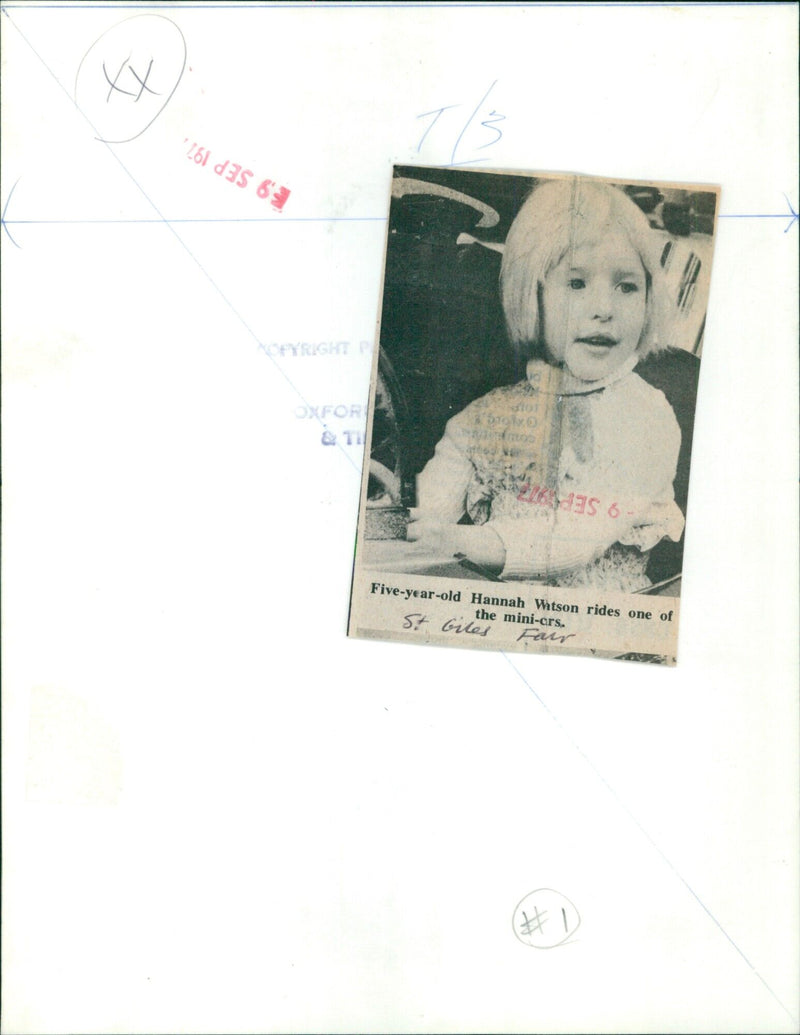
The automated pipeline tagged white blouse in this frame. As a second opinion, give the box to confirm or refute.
[416,356,685,589]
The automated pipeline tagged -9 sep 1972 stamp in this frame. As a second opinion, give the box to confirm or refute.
[348,166,720,664]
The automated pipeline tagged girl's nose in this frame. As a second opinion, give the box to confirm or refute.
[590,285,614,320]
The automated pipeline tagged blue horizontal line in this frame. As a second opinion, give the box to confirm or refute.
[3,217,388,224]
[3,213,792,225]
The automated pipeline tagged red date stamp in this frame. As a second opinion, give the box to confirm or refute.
[516,485,629,519]
[183,138,291,211]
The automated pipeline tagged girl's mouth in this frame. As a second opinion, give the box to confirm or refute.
[575,335,618,348]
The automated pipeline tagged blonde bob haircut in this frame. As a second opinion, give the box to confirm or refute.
[500,177,673,361]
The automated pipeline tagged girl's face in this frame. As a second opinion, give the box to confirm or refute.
[541,234,647,382]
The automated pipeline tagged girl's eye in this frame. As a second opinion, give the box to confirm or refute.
[618,281,640,294]
[567,278,585,290]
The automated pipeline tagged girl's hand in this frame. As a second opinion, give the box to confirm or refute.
[405,511,505,571]
[406,510,457,556]
[407,510,506,573]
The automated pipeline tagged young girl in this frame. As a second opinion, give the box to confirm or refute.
[407,176,684,591]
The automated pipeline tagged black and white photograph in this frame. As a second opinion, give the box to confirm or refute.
[350,166,720,661]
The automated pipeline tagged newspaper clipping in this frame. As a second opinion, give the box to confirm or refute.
[349,166,720,664]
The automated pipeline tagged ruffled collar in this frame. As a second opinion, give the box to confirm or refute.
[526,355,638,396]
